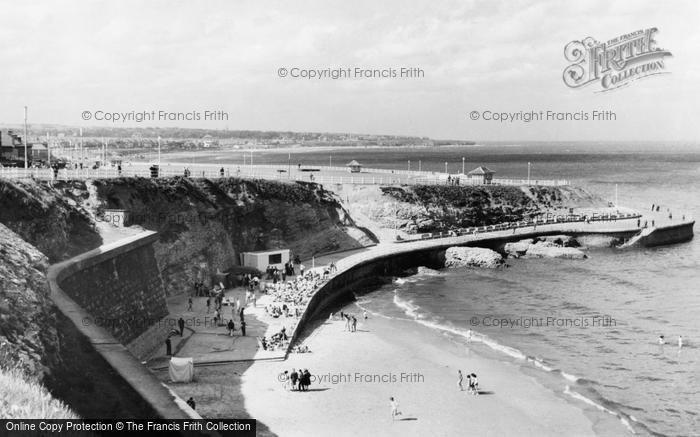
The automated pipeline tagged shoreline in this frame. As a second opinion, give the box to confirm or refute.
[236,295,631,437]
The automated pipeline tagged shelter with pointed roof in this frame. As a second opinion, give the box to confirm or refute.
[466,166,495,184]
[346,160,362,173]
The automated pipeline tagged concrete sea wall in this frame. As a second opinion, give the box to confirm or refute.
[48,231,198,420]
[57,232,168,345]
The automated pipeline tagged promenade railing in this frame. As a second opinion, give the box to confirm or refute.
[0,164,570,187]
[396,212,643,243]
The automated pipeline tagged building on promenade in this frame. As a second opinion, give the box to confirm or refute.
[467,166,495,184]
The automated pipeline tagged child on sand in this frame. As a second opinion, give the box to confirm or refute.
[458,370,464,391]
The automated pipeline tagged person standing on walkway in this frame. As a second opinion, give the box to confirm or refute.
[206,297,211,313]
[178,317,185,336]
[241,321,246,336]
[187,297,193,311]
[227,319,235,336]
[165,337,172,356]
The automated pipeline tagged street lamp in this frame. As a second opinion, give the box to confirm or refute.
[527,162,531,185]
[23,106,28,169]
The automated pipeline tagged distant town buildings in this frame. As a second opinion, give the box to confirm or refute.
[0,130,30,161]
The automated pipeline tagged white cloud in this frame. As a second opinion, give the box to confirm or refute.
[0,0,697,142]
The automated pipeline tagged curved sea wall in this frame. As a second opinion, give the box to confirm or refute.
[288,218,695,350]
[48,231,197,419]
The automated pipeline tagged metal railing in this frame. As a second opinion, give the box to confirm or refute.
[397,213,642,243]
[0,164,570,187]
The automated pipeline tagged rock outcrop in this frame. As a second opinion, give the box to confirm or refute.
[347,184,606,234]
[444,247,505,268]
[0,179,102,262]
[524,241,588,259]
[504,239,533,257]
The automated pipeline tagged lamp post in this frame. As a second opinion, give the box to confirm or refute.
[23,106,28,169]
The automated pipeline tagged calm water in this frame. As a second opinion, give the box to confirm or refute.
[218,143,700,436]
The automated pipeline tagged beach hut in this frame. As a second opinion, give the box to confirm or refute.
[346,160,362,173]
[241,249,290,271]
[467,166,495,184]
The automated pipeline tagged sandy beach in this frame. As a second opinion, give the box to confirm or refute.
[235,302,629,437]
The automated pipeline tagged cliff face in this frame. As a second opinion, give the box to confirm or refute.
[89,177,374,295]
[0,179,102,262]
[348,184,605,234]
[0,223,58,379]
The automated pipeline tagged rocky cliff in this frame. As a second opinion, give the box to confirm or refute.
[88,177,375,295]
[346,184,605,234]
[0,179,102,262]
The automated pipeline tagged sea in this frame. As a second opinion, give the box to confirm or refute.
[205,142,700,436]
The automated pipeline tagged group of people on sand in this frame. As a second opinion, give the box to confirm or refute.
[457,370,480,395]
[280,368,312,391]
[658,335,683,348]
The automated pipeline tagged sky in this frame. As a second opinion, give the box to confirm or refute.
[1,0,699,142]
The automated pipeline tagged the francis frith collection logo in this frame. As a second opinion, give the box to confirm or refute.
[563,28,672,92]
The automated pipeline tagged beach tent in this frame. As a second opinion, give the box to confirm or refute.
[169,357,194,383]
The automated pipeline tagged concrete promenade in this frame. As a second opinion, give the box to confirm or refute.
[0,162,569,187]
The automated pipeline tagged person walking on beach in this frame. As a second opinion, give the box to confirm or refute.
[658,335,665,345]
[470,373,479,395]
[390,397,402,421]
[458,370,464,391]
[187,297,193,311]
[290,369,299,391]
[280,371,290,390]
[678,335,683,348]
[301,369,311,391]
[351,316,357,332]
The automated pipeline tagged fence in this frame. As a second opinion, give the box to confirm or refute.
[0,163,569,187]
